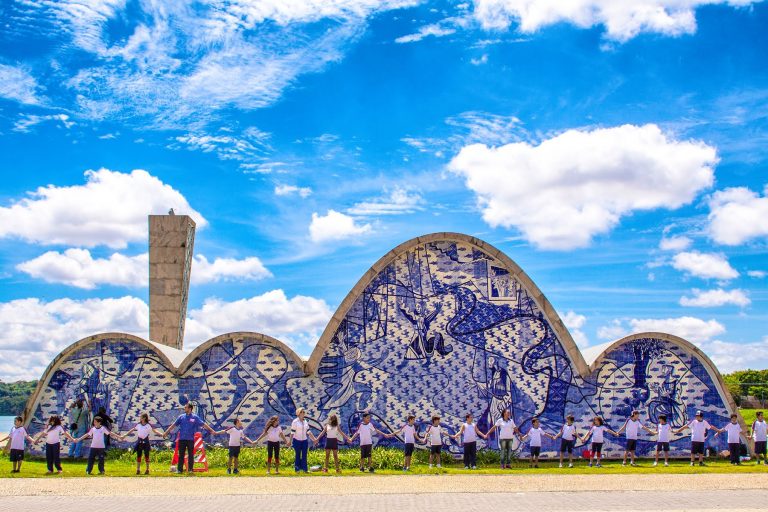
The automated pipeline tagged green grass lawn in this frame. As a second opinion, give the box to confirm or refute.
[2,446,766,478]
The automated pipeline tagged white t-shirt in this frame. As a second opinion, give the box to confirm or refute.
[9,426,28,450]
[88,426,110,449]
[267,426,282,443]
[428,425,443,446]
[135,423,153,439]
[689,419,711,442]
[291,418,309,441]
[357,423,375,446]
[752,420,767,442]
[462,423,477,443]
[561,424,577,441]
[624,419,641,440]
[46,425,64,444]
[724,423,742,444]
[401,424,416,444]
[527,427,544,447]
[589,425,607,443]
[325,425,339,439]
[657,423,671,443]
[227,427,245,447]
[495,418,517,439]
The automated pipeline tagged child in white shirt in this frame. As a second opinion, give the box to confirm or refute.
[350,412,388,473]
[647,413,672,467]
[75,417,122,475]
[553,414,578,468]
[675,410,718,466]
[424,415,448,469]
[314,414,351,473]
[255,415,288,474]
[451,413,487,469]
[716,414,743,465]
[581,416,618,468]
[4,416,35,473]
[215,418,255,474]
[616,410,653,466]
[751,411,766,465]
[36,415,75,474]
[120,412,165,475]
[387,415,422,471]
[520,417,555,468]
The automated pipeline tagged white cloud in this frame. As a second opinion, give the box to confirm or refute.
[15,249,270,288]
[347,187,424,216]
[697,337,768,373]
[0,296,149,380]
[560,310,589,347]
[448,124,717,250]
[191,254,272,284]
[747,270,766,279]
[707,184,768,246]
[659,235,692,251]
[597,316,726,344]
[309,210,372,243]
[471,54,489,65]
[679,288,750,308]
[184,289,333,353]
[671,251,739,280]
[0,63,42,105]
[395,23,456,43]
[13,114,75,133]
[0,168,206,249]
[275,184,313,198]
[171,128,271,164]
[16,249,148,289]
[471,0,759,42]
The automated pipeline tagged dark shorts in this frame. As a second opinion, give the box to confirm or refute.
[691,441,705,455]
[591,442,603,454]
[360,444,372,458]
[560,439,574,454]
[135,438,150,458]
[325,438,338,450]
[430,444,442,455]
[657,442,670,452]
[267,441,280,459]
[404,443,415,456]
[626,439,637,451]
[228,446,241,457]
[9,449,24,462]
[755,441,767,455]
[530,446,541,457]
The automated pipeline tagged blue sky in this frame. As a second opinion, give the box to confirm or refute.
[0,0,766,380]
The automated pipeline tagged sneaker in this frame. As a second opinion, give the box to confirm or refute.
[437,464,442,469]
[98,472,105,475]
[369,467,375,473]
[652,462,657,467]
[86,471,91,475]
[136,470,140,475]
[588,462,592,467]
[596,463,602,468]
[144,470,150,475]
[429,464,433,469]
[630,463,638,467]
[464,466,469,469]
[360,467,365,472]
[57,470,63,474]
[472,465,477,470]
[699,462,706,466]
[501,464,506,469]
[664,462,669,467]
[690,462,695,466]
[336,469,342,474]
[621,462,627,466]
[233,468,239,474]
[267,469,271,474]
[559,463,563,468]
[322,468,328,473]
[568,463,573,468]
[403,467,408,472]
[534,464,538,468]
[226,468,231,475]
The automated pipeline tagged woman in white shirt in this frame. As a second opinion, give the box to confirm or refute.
[35,415,75,474]
[287,408,316,473]
[120,413,165,475]
[314,414,351,473]
[485,410,520,469]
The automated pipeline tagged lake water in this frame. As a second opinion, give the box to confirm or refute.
[0,415,16,433]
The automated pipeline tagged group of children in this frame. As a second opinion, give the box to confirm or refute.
[5,408,767,475]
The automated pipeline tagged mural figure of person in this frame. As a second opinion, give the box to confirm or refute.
[162,403,217,473]
[649,364,687,428]
[398,301,452,367]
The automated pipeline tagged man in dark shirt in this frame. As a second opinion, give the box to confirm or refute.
[163,403,216,473]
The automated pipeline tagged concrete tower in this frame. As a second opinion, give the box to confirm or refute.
[148,214,195,350]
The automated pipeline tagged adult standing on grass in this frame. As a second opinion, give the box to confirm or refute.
[162,403,217,474]
[484,409,520,469]
[288,408,314,473]
[67,398,89,458]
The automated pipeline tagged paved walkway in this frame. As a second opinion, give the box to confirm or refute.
[1,489,766,512]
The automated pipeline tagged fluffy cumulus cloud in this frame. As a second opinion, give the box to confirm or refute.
[560,310,589,347]
[671,251,739,280]
[15,249,270,288]
[470,0,759,42]
[0,63,42,104]
[698,337,768,373]
[597,316,726,344]
[707,184,768,246]
[184,289,334,352]
[448,124,717,250]
[0,296,149,380]
[309,210,372,243]
[0,168,206,249]
[679,288,750,308]
[347,187,424,216]
[659,235,692,251]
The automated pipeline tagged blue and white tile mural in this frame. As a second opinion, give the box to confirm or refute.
[26,238,737,458]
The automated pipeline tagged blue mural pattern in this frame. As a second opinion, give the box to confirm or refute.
[28,241,734,458]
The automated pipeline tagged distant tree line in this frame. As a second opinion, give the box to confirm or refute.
[0,380,37,416]
[723,369,768,406]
